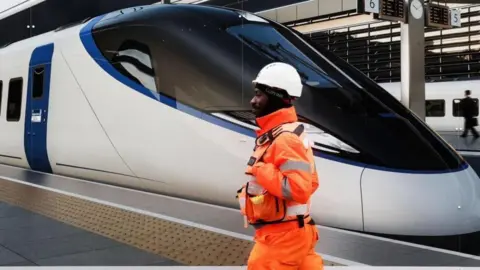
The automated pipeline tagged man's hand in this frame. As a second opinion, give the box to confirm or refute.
[251,162,277,187]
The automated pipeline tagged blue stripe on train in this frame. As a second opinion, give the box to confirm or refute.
[24,43,55,173]
[78,15,468,175]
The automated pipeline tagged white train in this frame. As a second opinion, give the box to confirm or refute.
[381,80,480,133]
[0,3,479,237]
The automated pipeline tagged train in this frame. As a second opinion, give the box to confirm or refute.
[0,3,479,237]
[380,80,480,133]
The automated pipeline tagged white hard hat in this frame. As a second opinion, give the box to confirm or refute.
[252,62,303,98]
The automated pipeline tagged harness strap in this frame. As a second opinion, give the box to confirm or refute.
[297,215,305,228]
[251,215,315,229]
[292,123,304,136]
[249,123,305,164]
[243,122,310,229]
[255,122,304,147]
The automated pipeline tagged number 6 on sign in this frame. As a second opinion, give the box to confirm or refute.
[365,0,379,13]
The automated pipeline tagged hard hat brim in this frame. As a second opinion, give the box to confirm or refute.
[252,79,302,98]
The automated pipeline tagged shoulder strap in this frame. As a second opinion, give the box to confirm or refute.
[256,122,304,146]
[251,122,305,164]
[270,122,305,140]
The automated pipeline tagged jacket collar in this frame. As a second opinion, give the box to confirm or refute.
[255,106,298,137]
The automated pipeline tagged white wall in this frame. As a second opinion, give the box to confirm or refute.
[0,0,46,20]
[257,0,358,23]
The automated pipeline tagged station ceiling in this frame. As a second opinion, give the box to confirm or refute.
[445,0,480,2]
[197,0,310,13]
[0,0,314,47]
[0,0,479,47]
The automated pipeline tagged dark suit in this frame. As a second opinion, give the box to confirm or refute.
[460,96,479,138]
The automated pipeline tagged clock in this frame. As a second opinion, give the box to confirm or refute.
[410,0,424,20]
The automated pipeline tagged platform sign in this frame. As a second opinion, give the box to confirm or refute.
[426,2,452,28]
[378,0,407,23]
[451,8,462,27]
[364,0,380,13]
[360,0,406,22]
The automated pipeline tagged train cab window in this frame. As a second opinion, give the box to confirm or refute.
[0,80,3,116]
[7,78,23,122]
[425,99,445,117]
[33,66,45,99]
[226,23,391,116]
[102,38,158,93]
[94,24,244,110]
[226,24,340,90]
[453,98,479,117]
[112,40,157,92]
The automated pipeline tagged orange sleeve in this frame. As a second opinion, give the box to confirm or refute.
[252,132,314,204]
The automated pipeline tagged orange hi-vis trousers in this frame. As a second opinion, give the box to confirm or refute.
[247,223,324,269]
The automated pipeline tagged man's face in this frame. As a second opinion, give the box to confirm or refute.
[250,88,268,117]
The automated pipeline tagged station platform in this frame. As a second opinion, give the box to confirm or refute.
[439,132,480,152]
[0,164,342,267]
[0,201,178,266]
[438,132,480,175]
[0,163,480,266]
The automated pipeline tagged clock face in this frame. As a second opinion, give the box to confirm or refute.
[410,0,424,20]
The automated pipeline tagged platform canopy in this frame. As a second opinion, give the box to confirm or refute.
[0,0,479,47]
[446,0,480,2]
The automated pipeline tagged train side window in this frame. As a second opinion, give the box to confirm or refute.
[425,99,445,117]
[32,66,45,99]
[453,98,479,117]
[0,80,3,116]
[7,78,23,122]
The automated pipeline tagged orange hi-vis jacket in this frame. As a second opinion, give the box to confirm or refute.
[237,106,319,233]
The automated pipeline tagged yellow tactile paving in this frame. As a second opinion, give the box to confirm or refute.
[0,178,343,266]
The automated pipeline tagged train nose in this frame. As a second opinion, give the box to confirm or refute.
[360,163,480,236]
[454,165,480,232]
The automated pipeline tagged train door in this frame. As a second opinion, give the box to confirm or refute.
[452,98,464,136]
[24,43,54,173]
[452,97,480,136]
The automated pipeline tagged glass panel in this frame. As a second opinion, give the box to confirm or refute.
[7,78,23,122]
[426,99,445,117]
[453,98,479,117]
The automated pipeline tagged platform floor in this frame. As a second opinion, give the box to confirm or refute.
[0,163,480,266]
[0,201,179,266]
[0,174,257,267]
[440,132,480,151]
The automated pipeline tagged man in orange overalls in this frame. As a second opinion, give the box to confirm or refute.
[237,62,323,270]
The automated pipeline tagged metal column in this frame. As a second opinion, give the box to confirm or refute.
[400,0,426,121]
